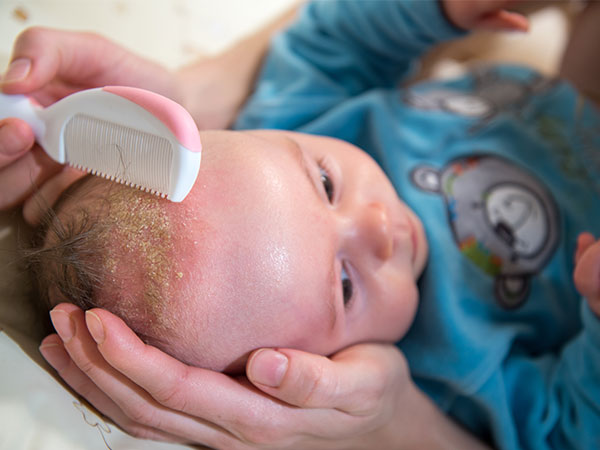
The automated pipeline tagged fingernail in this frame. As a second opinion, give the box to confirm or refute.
[2,58,31,84]
[85,311,105,344]
[39,342,70,371]
[249,349,288,388]
[50,309,75,343]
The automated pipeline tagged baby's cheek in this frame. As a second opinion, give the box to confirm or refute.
[370,272,419,342]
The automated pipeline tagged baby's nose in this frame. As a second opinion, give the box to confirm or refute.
[359,202,393,261]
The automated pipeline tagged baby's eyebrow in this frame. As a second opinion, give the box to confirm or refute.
[286,137,338,331]
[286,137,322,202]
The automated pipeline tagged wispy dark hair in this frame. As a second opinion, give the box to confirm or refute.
[23,175,174,349]
[24,176,107,313]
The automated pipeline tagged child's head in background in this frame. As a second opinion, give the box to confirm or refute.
[30,130,428,372]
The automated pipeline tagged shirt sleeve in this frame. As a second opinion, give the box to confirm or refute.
[482,300,600,449]
[545,300,600,449]
[234,0,465,131]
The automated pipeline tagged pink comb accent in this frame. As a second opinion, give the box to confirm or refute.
[103,86,201,152]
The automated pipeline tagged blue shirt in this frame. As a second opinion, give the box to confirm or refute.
[234,1,600,448]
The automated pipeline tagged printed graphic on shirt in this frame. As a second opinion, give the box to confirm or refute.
[411,155,559,309]
[404,67,558,131]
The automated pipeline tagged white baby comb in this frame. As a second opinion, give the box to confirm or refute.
[0,86,201,202]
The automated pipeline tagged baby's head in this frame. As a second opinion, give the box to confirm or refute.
[32,130,428,372]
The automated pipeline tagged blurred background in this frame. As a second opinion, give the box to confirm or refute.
[0,0,580,78]
[0,0,298,70]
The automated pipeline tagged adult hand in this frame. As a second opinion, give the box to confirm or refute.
[0,27,178,225]
[1,7,299,225]
[40,303,415,449]
[442,0,530,32]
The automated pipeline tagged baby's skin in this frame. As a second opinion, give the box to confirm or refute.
[53,129,428,372]
[574,233,600,316]
[50,128,600,375]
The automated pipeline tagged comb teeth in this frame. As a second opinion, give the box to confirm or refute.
[64,114,173,198]
[69,161,170,199]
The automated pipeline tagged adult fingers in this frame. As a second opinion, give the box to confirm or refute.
[83,307,287,418]
[39,333,189,443]
[49,304,238,447]
[0,144,62,210]
[247,344,408,415]
[0,119,35,166]
[2,27,177,103]
[81,308,360,445]
[1,27,122,95]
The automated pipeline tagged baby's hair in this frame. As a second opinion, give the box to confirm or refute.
[26,176,107,313]
[25,176,179,346]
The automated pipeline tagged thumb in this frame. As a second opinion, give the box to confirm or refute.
[246,344,408,414]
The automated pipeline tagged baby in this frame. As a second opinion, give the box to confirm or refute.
[32,129,428,372]
[26,0,600,448]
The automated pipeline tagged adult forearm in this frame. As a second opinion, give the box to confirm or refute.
[383,384,491,450]
[174,2,302,129]
[225,3,301,90]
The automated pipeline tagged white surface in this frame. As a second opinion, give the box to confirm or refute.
[0,0,296,69]
[0,332,184,450]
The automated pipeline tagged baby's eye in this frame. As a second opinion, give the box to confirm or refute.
[341,266,354,308]
[319,167,334,203]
